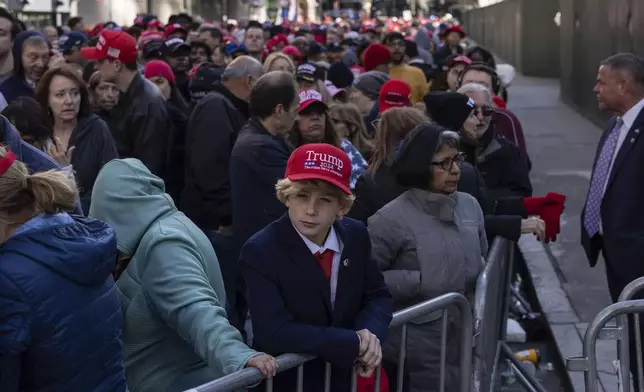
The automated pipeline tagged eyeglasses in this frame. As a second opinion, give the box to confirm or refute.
[474,105,494,117]
[430,152,465,171]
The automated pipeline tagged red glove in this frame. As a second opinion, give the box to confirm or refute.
[523,196,547,215]
[540,192,566,242]
[357,367,390,392]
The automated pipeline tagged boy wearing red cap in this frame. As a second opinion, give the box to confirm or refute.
[241,143,393,392]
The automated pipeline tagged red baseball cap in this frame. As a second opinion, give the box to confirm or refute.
[298,89,328,113]
[165,24,187,38]
[379,79,411,114]
[449,55,472,67]
[285,143,352,195]
[81,30,137,64]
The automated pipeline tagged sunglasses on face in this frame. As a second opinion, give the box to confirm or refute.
[430,152,465,171]
[474,105,494,117]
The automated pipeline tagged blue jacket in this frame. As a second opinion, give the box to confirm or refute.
[1,114,59,174]
[0,214,126,392]
[241,214,393,392]
[1,114,84,215]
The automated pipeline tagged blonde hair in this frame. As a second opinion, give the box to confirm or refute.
[369,107,428,173]
[329,103,374,158]
[262,52,296,75]
[275,179,355,209]
[0,146,77,224]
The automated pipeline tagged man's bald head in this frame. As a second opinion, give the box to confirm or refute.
[250,71,298,120]
[222,55,262,82]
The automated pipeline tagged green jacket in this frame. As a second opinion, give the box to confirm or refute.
[90,158,257,392]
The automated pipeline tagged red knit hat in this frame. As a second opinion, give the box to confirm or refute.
[379,79,411,114]
[144,60,175,83]
[362,43,392,72]
[285,143,352,195]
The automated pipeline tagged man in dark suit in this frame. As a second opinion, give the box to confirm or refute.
[241,143,393,392]
[582,52,644,388]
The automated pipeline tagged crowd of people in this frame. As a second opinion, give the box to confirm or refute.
[0,9,570,392]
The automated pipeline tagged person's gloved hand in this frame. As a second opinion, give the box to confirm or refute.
[541,192,566,242]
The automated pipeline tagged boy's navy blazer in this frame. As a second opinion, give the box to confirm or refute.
[240,214,393,392]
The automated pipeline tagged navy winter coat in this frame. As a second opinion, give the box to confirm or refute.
[0,213,126,392]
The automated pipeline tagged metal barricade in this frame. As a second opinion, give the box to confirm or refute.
[566,277,644,392]
[185,292,474,392]
[472,237,548,392]
[617,277,644,392]
[566,299,644,392]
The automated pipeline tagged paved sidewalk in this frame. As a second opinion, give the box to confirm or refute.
[507,75,619,392]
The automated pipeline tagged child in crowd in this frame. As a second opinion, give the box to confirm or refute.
[241,143,393,392]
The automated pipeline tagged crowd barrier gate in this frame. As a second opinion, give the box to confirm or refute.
[567,277,644,392]
[185,292,474,392]
[472,238,547,392]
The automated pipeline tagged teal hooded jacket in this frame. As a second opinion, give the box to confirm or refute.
[89,158,258,392]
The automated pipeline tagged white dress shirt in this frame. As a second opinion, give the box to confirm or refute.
[598,97,644,233]
[293,225,344,308]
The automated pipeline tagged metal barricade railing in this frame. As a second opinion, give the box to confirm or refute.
[473,237,548,392]
[566,299,644,392]
[566,276,644,392]
[617,277,644,392]
[185,292,474,392]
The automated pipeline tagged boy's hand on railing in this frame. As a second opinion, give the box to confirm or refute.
[356,329,382,373]
[246,353,278,378]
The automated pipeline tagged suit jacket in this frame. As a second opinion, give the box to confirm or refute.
[240,214,393,392]
[582,108,644,281]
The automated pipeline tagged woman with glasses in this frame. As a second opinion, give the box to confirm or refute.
[425,90,546,242]
[368,124,486,392]
[456,83,532,199]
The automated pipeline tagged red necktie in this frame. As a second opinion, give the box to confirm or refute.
[314,249,334,280]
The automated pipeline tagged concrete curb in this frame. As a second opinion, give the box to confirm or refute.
[518,235,619,392]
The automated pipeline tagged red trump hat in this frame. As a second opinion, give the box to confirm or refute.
[285,143,352,195]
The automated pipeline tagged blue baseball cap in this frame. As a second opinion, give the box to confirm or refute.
[59,31,88,53]
[225,42,249,56]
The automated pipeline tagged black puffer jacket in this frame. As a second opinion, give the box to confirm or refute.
[69,114,118,213]
[181,82,250,231]
[105,73,171,179]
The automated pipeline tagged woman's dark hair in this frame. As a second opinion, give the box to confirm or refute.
[35,65,93,128]
[250,71,298,119]
[289,105,341,148]
[466,46,496,69]
[393,123,460,189]
[2,96,52,150]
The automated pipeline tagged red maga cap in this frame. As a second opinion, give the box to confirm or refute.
[285,143,352,195]
[298,89,328,113]
[81,30,137,64]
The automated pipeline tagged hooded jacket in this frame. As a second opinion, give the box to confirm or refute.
[0,214,126,392]
[89,159,258,392]
[69,114,118,213]
[0,31,48,108]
